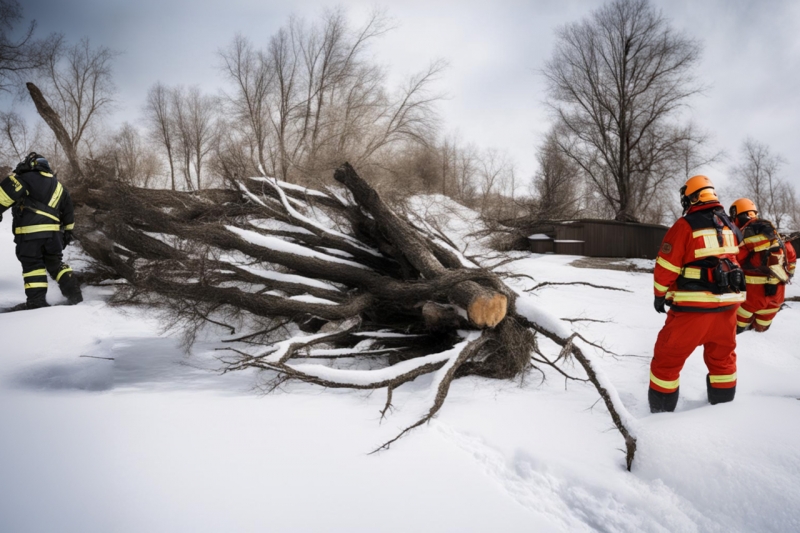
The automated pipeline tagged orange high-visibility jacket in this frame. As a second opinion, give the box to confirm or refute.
[654,202,746,310]
[736,219,796,285]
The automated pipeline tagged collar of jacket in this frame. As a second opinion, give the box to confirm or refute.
[686,201,722,215]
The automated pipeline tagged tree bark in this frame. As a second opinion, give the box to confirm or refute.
[335,162,508,328]
[25,82,84,183]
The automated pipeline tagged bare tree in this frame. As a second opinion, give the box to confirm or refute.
[219,34,274,174]
[146,84,220,191]
[0,110,42,163]
[37,37,117,157]
[543,0,702,222]
[0,0,59,93]
[476,148,515,215]
[186,87,218,189]
[453,141,479,203]
[533,127,582,220]
[732,138,796,230]
[144,83,177,190]
[170,86,195,190]
[111,122,163,188]
[218,8,442,186]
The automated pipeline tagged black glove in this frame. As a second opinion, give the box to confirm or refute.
[63,230,73,247]
[654,296,667,314]
[14,161,28,174]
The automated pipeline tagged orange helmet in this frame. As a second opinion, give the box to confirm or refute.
[729,198,757,222]
[680,175,718,211]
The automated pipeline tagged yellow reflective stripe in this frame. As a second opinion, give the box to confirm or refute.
[48,182,63,208]
[24,282,48,289]
[669,291,746,304]
[692,229,718,238]
[31,208,60,222]
[62,223,74,231]
[682,267,702,279]
[8,174,22,191]
[22,269,47,278]
[745,276,780,285]
[14,224,61,234]
[752,243,771,252]
[736,307,754,318]
[744,235,769,245]
[755,308,781,315]
[695,246,739,258]
[654,281,669,293]
[736,321,750,328]
[709,373,737,384]
[755,318,773,327]
[0,186,13,207]
[56,267,73,282]
[650,372,679,390]
[656,256,682,274]
[39,172,53,178]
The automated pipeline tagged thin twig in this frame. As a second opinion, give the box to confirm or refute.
[371,335,488,453]
[515,313,637,471]
[222,320,291,343]
[379,386,394,423]
[525,281,631,293]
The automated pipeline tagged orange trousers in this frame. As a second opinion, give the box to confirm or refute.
[736,284,784,332]
[650,307,738,393]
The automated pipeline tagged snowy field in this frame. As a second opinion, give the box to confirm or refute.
[1,211,799,532]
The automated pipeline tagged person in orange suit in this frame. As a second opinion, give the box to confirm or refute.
[649,176,746,413]
[729,198,796,333]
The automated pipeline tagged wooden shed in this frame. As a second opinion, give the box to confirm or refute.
[527,219,668,259]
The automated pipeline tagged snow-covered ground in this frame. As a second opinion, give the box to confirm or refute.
[1,211,799,532]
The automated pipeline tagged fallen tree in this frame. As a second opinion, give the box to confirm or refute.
[25,82,638,470]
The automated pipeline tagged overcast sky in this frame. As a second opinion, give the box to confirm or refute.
[8,0,800,194]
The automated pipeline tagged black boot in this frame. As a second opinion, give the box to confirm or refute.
[66,291,83,305]
[707,375,735,405]
[58,270,83,305]
[25,299,50,310]
[649,387,679,413]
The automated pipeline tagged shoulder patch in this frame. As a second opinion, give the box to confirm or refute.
[661,242,673,254]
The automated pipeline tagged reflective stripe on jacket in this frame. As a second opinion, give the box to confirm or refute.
[0,169,75,240]
[736,219,793,284]
[654,202,745,310]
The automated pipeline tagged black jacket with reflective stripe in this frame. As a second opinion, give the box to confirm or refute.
[0,169,75,241]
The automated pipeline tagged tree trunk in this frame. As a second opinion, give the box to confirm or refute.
[334,163,508,328]
[26,83,84,183]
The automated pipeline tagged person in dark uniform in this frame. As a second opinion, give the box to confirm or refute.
[0,152,82,309]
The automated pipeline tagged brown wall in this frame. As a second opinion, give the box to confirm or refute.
[528,220,668,259]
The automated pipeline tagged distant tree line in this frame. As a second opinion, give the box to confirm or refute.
[0,0,797,229]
